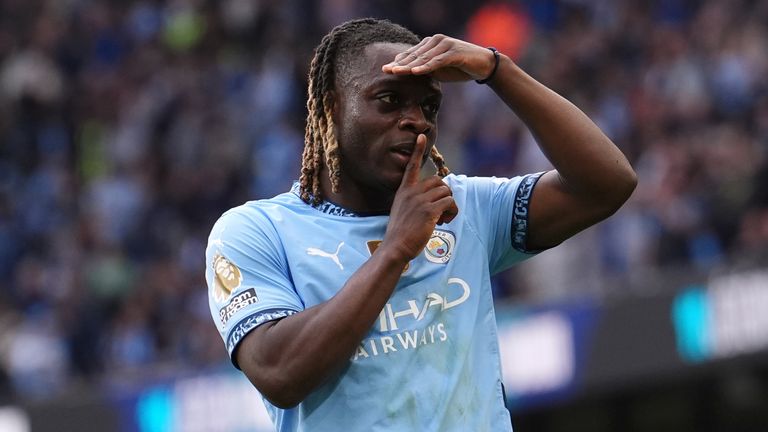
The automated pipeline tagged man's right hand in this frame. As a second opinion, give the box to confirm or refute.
[381,134,459,263]
[237,135,456,407]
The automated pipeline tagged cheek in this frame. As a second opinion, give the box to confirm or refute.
[336,121,366,156]
[336,117,390,156]
[335,101,365,145]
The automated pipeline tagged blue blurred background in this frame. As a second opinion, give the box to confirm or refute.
[0,0,767,431]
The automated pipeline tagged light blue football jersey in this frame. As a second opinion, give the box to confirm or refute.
[205,173,542,432]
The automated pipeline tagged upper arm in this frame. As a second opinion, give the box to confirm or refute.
[205,208,304,369]
[234,319,306,409]
[526,170,624,250]
[234,320,280,388]
[449,174,542,274]
[234,321,274,370]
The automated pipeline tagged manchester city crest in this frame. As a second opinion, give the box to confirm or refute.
[424,230,455,264]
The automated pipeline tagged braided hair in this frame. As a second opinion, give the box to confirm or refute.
[300,18,450,205]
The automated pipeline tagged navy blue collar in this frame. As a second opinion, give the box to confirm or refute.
[291,182,362,217]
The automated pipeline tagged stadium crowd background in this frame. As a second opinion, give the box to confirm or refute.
[0,0,766,403]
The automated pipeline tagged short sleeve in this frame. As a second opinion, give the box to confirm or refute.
[205,205,304,366]
[447,173,545,274]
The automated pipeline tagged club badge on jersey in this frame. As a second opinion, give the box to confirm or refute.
[424,230,455,264]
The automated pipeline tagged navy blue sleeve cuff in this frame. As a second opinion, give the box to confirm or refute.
[226,308,299,369]
[511,172,545,254]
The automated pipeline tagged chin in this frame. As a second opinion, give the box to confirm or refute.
[383,174,405,192]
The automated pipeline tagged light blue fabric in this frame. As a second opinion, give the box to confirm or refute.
[205,173,543,432]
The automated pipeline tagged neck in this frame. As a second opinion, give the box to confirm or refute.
[318,173,395,215]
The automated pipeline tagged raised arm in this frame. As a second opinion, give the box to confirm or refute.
[236,135,457,408]
[384,35,637,250]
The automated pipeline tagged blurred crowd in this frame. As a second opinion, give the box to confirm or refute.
[0,0,766,401]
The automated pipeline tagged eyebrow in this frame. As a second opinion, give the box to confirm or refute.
[367,75,442,94]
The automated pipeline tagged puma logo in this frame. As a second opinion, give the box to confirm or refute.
[306,242,345,270]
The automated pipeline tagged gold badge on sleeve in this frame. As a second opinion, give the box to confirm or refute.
[212,252,243,302]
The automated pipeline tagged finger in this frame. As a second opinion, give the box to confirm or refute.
[422,182,453,202]
[395,39,450,67]
[436,200,459,225]
[394,37,434,62]
[433,196,459,225]
[383,38,431,73]
[437,211,458,225]
[444,200,459,223]
[400,134,428,187]
[411,174,445,193]
[383,36,442,72]
[409,52,454,75]
[389,45,452,75]
[421,175,449,189]
[394,36,441,63]
[387,44,450,74]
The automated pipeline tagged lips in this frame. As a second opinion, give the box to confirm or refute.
[390,142,415,157]
[392,148,412,156]
[389,142,414,167]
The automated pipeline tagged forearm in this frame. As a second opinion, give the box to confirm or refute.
[238,245,408,408]
[489,54,636,201]
[238,135,453,408]
[383,35,635,249]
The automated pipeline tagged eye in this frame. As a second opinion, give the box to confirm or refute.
[422,101,440,115]
[378,93,400,105]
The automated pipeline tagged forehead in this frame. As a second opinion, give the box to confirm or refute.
[341,42,440,92]
[364,42,412,71]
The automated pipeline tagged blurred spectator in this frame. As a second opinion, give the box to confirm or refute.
[0,0,766,400]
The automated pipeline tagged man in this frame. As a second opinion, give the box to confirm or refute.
[206,18,636,431]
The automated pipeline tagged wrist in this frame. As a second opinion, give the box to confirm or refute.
[475,47,500,84]
[373,242,412,271]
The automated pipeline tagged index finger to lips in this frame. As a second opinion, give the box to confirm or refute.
[400,134,427,187]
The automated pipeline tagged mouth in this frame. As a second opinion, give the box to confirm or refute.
[390,142,414,157]
[388,139,433,170]
[389,143,414,167]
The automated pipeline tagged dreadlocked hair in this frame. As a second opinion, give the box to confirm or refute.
[300,18,451,205]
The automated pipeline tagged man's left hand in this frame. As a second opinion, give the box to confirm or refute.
[382,34,497,82]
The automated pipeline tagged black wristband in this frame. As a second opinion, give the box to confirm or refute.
[475,47,500,84]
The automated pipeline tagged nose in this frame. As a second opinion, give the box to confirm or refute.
[398,104,432,135]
